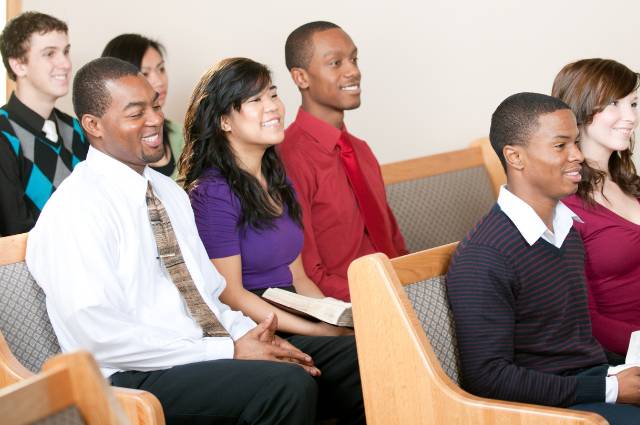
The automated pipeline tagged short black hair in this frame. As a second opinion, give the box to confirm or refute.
[72,57,140,120]
[0,11,68,80]
[285,21,340,70]
[101,33,165,70]
[489,92,572,170]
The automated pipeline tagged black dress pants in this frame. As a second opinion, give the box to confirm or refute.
[111,335,364,425]
[286,335,364,424]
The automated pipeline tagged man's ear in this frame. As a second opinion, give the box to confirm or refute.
[81,114,103,139]
[290,67,309,90]
[8,57,27,79]
[504,144,525,171]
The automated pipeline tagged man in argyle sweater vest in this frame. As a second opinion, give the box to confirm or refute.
[0,12,87,236]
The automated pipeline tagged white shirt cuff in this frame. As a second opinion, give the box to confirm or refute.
[605,375,618,403]
[229,317,257,341]
[203,337,235,361]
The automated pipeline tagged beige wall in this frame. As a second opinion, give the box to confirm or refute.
[21,0,640,164]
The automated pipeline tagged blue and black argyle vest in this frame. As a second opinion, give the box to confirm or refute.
[0,108,87,215]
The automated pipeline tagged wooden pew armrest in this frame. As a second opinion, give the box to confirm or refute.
[113,386,165,425]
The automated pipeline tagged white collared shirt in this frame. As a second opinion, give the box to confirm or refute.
[497,185,582,248]
[26,147,256,377]
[497,185,617,403]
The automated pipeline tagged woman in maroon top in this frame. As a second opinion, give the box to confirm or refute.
[552,59,640,356]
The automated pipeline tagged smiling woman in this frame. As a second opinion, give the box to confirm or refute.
[553,58,640,359]
[178,57,350,337]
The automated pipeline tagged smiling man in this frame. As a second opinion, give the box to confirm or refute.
[26,57,333,425]
[280,21,407,301]
[0,12,87,236]
[446,92,640,424]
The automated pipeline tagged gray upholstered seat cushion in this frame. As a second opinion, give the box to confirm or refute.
[0,261,61,372]
[404,276,461,385]
[386,166,495,252]
[34,406,86,425]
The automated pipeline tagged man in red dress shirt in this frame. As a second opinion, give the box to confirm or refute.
[280,21,407,301]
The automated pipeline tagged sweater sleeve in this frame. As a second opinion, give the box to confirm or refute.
[446,242,604,406]
[0,134,35,236]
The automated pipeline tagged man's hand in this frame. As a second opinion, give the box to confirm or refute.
[616,366,640,404]
[234,313,320,376]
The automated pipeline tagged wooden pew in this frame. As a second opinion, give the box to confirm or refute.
[347,244,606,424]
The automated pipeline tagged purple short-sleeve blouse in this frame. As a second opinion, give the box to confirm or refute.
[189,168,303,291]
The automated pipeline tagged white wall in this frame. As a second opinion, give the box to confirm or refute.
[20,0,640,164]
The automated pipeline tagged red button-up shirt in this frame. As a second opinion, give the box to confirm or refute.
[279,108,407,301]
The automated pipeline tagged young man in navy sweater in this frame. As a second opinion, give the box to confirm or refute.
[446,92,640,424]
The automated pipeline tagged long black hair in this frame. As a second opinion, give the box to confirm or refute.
[178,57,301,229]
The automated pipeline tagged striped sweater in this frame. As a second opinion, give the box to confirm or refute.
[446,204,607,407]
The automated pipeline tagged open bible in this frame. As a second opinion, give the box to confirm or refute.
[262,288,353,327]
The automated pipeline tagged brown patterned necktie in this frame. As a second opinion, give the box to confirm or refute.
[145,182,229,337]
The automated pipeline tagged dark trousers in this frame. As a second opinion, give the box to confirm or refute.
[569,402,640,425]
[111,335,364,425]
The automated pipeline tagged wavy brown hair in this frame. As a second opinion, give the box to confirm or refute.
[552,58,640,205]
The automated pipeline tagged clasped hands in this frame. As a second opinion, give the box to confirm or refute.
[233,312,321,376]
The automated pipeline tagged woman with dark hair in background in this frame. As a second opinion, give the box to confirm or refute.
[102,33,184,179]
[553,58,640,358]
[178,58,363,424]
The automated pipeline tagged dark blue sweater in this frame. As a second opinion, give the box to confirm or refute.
[446,204,607,407]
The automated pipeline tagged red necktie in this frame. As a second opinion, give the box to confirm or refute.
[337,131,398,257]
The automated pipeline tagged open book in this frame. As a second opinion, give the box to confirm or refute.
[262,288,353,327]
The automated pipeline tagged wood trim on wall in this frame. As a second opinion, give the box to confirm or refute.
[5,0,21,101]
[381,146,485,185]
[469,137,506,197]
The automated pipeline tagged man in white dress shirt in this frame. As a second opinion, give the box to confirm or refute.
[26,57,345,425]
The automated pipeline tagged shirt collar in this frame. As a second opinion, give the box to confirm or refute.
[85,146,153,204]
[293,107,348,152]
[4,92,55,137]
[497,185,582,248]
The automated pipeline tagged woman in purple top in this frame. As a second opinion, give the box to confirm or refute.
[552,59,640,356]
[179,58,347,337]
